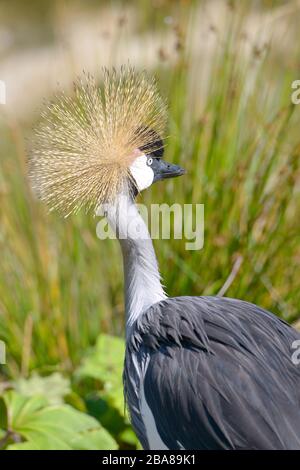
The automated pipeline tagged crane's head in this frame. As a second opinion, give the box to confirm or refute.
[28,66,185,216]
[129,128,185,194]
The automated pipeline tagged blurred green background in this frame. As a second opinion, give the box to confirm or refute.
[0,0,300,449]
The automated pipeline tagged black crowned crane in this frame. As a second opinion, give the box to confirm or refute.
[29,67,300,450]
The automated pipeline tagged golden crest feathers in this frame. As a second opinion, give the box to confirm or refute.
[28,66,167,216]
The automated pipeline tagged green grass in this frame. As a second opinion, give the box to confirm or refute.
[0,0,300,449]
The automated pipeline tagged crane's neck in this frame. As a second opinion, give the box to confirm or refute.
[106,193,166,336]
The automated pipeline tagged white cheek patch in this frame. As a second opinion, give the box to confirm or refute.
[129,155,154,191]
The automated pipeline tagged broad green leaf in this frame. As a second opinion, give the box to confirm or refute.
[14,373,70,405]
[2,391,117,450]
[118,427,139,447]
[7,441,40,450]
[71,429,118,450]
[76,334,125,415]
[84,392,139,447]
[4,392,48,429]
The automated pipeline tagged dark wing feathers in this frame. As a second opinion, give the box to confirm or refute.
[125,296,300,449]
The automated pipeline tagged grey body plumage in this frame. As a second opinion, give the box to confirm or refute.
[124,296,300,449]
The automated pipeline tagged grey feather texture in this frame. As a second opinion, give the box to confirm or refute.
[124,296,300,449]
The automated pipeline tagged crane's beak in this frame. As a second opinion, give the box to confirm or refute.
[152,159,186,182]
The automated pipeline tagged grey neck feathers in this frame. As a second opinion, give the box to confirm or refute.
[106,193,166,336]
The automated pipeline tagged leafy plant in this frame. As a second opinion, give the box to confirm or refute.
[14,372,71,405]
[0,339,138,449]
[76,334,125,415]
[0,390,117,450]
[76,334,138,448]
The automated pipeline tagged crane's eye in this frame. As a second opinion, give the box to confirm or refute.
[147,157,153,166]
